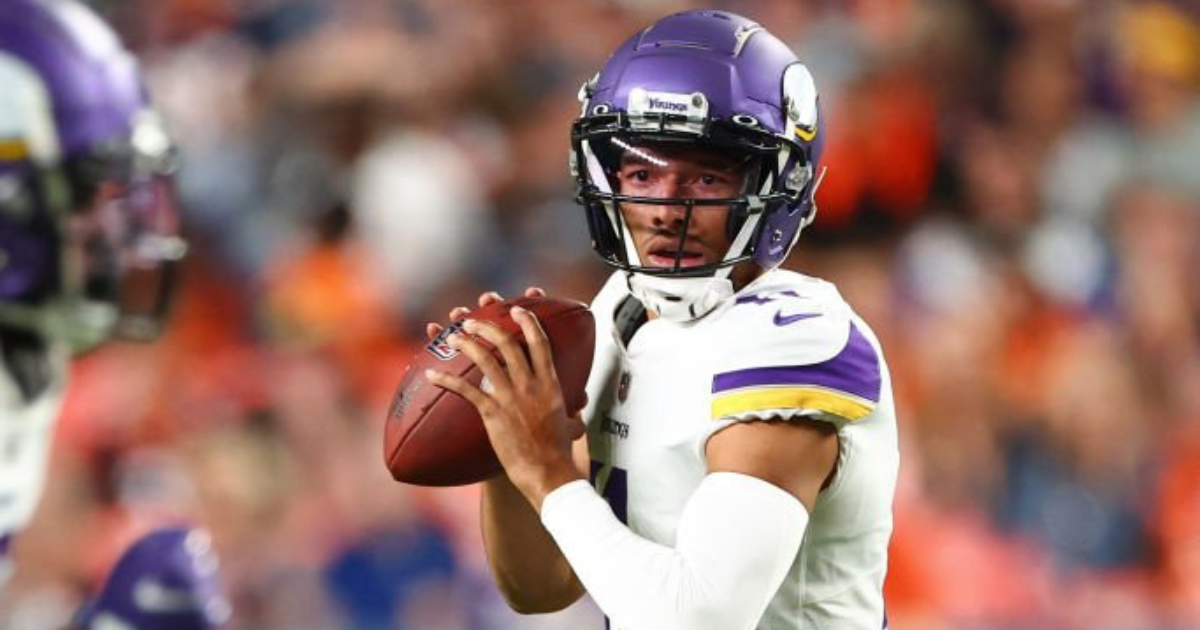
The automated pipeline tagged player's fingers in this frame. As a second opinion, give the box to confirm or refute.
[424,369,493,412]
[447,331,513,396]
[448,290,504,324]
[523,287,547,298]
[510,306,558,383]
[462,319,533,385]
[426,322,443,341]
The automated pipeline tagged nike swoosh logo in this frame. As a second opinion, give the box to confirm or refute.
[133,577,201,613]
[773,311,821,326]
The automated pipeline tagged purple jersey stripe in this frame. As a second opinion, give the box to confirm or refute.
[712,323,881,402]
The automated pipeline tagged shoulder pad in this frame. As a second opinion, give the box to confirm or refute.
[708,280,882,427]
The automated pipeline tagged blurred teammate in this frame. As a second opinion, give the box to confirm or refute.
[0,0,188,597]
[70,527,230,630]
[426,9,899,630]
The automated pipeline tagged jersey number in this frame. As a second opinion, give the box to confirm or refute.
[589,460,628,524]
[589,461,629,630]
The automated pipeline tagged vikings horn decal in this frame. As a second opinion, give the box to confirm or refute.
[783,64,819,142]
[0,54,61,165]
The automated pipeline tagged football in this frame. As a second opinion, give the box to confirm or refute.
[384,296,595,486]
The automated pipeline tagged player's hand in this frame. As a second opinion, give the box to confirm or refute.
[424,303,585,508]
[425,287,547,341]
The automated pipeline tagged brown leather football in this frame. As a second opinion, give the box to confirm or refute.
[384,296,595,486]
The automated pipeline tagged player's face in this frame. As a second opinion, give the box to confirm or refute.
[615,144,750,269]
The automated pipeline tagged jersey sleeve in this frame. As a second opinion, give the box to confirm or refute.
[708,294,883,430]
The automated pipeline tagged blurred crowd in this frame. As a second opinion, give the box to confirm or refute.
[2,0,1199,628]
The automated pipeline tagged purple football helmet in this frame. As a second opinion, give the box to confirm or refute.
[571,10,825,319]
[0,0,186,350]
[74,527,231,630]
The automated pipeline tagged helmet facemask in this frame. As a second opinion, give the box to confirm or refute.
[572,114,812,320]
[0,110,186,350]
[582,135,766,275]
[64,111,186,345]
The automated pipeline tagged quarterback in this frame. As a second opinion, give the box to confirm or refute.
[427,9,899,630]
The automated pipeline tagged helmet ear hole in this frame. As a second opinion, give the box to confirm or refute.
[732,114,760,127]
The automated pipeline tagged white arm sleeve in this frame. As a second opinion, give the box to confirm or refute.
[540,472,808,630]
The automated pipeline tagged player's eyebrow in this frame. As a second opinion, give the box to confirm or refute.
[686,148,757,172]
[691,156,746,172]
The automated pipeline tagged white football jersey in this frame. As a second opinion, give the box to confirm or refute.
[582,270,899,630]
[0,339,68,588]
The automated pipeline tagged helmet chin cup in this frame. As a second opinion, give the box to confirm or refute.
[627,271,734,322]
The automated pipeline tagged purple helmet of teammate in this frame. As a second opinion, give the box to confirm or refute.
[571,9,825,319]
[74,527,231,630]
[0,0,186,351]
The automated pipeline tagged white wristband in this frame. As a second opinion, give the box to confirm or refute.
[541,472,808,630]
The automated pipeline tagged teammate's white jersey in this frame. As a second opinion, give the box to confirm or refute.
[582,269,899,630]
[0,339,68,587]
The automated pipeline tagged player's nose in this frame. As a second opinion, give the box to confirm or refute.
[646,201,688,230]
[644,178,688,226]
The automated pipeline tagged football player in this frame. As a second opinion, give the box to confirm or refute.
[426,9,899,630]
[1,0,186,591]
[70,527,231,630]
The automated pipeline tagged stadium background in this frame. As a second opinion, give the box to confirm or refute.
[2,0,1199,628]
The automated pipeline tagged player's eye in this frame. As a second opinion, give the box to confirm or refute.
[691,172,734,191]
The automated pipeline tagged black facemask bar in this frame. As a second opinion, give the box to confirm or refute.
[591,194,759,277]
[63,116,186,344]
[572,117,798,278]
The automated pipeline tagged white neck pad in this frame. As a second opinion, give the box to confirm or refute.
[626,272,733,322]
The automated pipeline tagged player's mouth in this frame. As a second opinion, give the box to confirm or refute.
[646,248,706,268]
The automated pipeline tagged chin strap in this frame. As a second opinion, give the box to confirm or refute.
[626,271,734,322]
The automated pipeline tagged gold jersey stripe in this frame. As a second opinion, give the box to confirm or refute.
[712,386,875,422]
